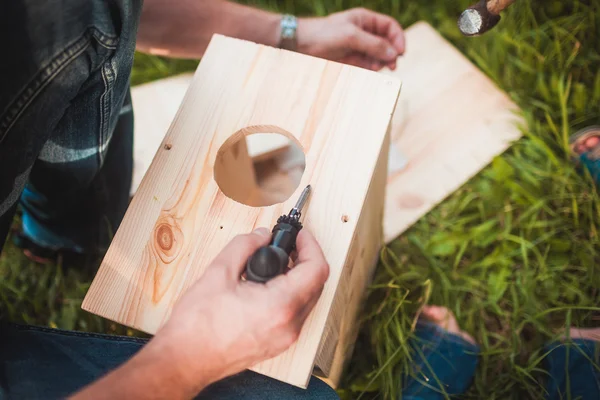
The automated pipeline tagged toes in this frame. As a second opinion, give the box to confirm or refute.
[421,305,447,322]
[575,143,587,154]
[420,305,478,346]
[585,136,600,150]
[562,327,600,341]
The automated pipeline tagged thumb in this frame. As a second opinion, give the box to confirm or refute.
[348,27,398,63]
[211,228,271,280]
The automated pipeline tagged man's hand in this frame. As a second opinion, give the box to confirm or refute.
[297,8,406,71]
[159,228,329,387]
[138,1,404,71]
[72,229,329,399]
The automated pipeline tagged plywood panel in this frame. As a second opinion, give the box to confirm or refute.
[83,34,401,388]
[383,22,522,243]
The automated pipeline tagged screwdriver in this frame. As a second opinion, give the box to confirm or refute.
[245,185,312,283]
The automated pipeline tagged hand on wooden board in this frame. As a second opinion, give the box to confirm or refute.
[154,228,330,391]
[73,229,329,398]
[297,8,406,71]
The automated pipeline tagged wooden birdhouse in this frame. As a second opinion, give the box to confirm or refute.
[83,34,401,388]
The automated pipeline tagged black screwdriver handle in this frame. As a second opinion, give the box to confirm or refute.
[245,245,289,283]
[245,219,301,283]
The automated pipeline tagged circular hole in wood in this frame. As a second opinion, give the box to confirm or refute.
[214,127,306,207]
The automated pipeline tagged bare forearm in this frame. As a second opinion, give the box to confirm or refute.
[137,0,281,58]
[70,332,216,399]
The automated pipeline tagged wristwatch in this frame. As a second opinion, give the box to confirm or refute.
[279,14,297,51]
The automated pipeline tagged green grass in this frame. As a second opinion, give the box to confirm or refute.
[2,1,600,399]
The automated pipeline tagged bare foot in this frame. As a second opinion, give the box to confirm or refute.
[561,327,600,342]
[571,131,600,156]
[421,305,477,346]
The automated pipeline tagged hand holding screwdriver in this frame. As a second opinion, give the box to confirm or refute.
[245,185,312,283]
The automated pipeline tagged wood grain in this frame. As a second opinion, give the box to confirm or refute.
[83,34,401,388]
[383,22,522,243]
[130,74,291,195]
[315,128,390,386]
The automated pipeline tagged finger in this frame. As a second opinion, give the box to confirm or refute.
[211,228,271,279]
[350,9,405,55]
[348,26,398,63]
[295,229,326,266]
[268,230,330,306]
[371,60,382,71]
[340,53,375,70]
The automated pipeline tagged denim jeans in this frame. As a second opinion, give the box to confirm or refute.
[402,322,600,400]
[1,321,598,399]
[0,0,141,254]
[0,322,339,399]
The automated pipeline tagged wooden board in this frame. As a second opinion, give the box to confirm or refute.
[130,74,291,195]
[315,128,390,386]
[83,34,401,388]
[382,22,522,243]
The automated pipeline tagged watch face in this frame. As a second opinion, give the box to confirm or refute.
[279,15,297,50]
[282,26,295,39]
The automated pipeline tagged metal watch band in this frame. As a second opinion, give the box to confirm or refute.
[279,14,297,51]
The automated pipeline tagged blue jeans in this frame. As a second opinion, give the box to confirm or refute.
[0,0,141,254]
[1,321,597,399]
[0,322,339,399]
[402,322,600,400]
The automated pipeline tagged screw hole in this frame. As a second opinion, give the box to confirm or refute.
[220,226,223,230]
[164,143,172,150]
[341,215,349,223]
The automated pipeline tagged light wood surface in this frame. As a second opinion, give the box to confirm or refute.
[382,21,522,243]
[315,129,390,386]
[130,74,291,195]
[83,34,401,388]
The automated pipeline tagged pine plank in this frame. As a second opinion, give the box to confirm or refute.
[383,22,522,243]
[130,74,291,195]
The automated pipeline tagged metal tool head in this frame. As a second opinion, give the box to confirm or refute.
[458,0,501,36]
[289,185,311,219]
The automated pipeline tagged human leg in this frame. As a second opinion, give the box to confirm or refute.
[401,306,479,399]
[19,91,134,256]
[544,328,600,400]
[0,0,142,257]
[569,126,600,184]
[0,323,339,400]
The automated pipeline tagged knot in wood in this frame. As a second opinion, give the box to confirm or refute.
[152,216,183,264]
[156,224,174,251]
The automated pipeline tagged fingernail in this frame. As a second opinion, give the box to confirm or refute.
[386,47,396,60]
[253,227,270,237]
